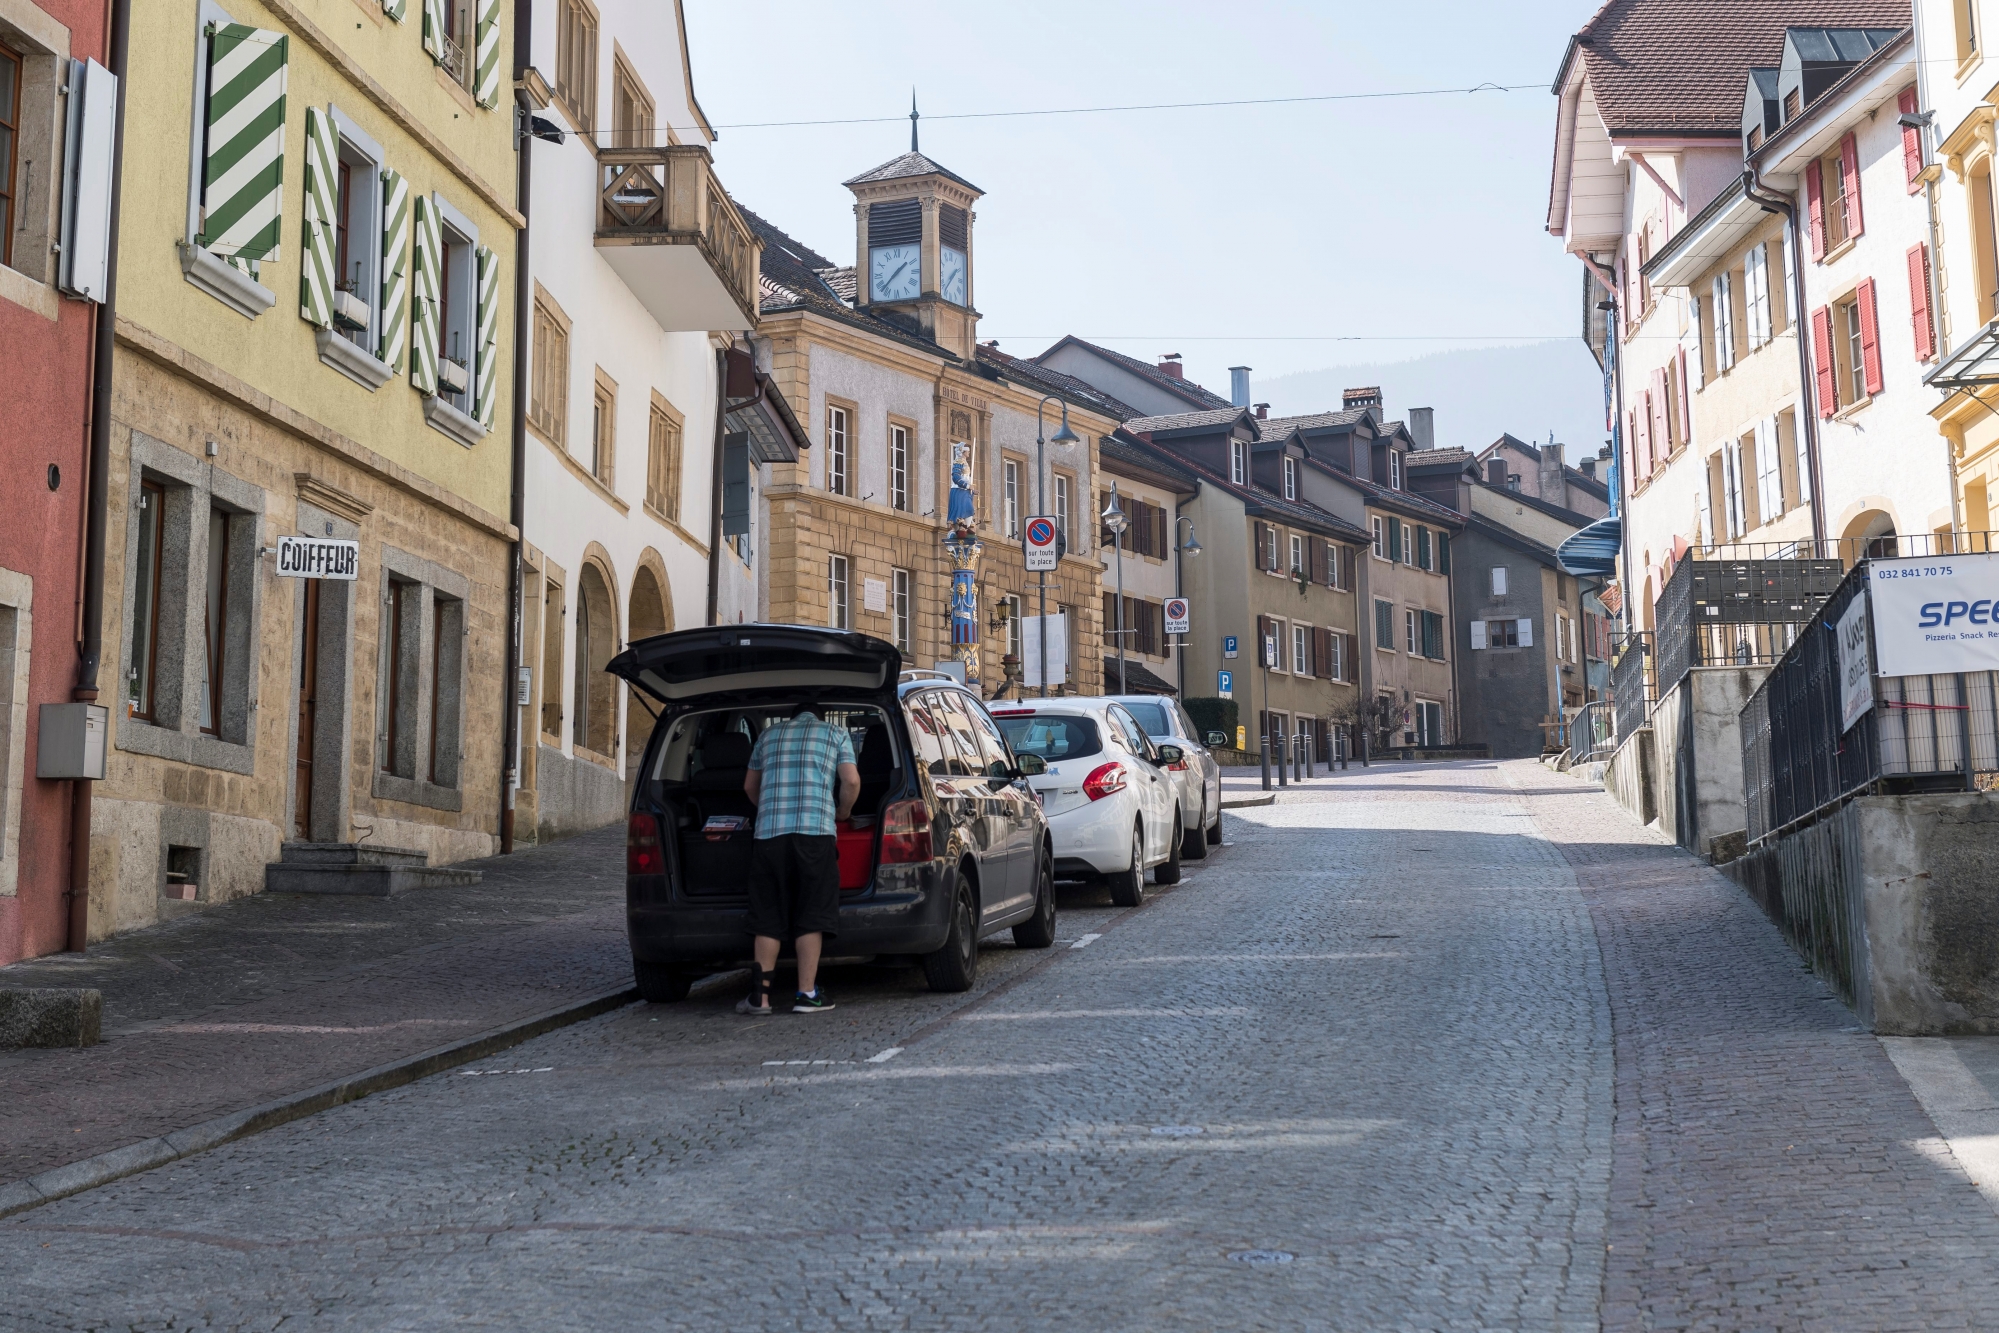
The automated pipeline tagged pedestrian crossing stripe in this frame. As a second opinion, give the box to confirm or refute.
[297,106,337,329]
[474,243,498,431]
[409,194,441,395]
[196,24,288,264]
[473,0,502,109]
[378,170,409,372]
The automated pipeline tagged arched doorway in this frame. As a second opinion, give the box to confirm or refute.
[1842,509,1897,563]
[626,562,673,773]
[573,562,618,758]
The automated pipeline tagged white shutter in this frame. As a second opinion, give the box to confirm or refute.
[1517,618,1534,648]
[1470,621,1488,650]
[473,0,502,108]
[409,195,441,394]
[1756,418,1784,519]
[298,106,337,328]
[1686,294,1705,389]
[474,243,498,430]
[196,25,289,264]
[421,0,446,62]
[1490,566,1507,596]
[59,59,117,302]
[378,169,409,370]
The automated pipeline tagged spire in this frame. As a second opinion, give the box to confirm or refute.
[910,89,919,153]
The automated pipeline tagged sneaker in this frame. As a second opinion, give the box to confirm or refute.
[792,989,835,1014]
[735,995,772,1016]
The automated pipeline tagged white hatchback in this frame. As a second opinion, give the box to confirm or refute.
[988,699,1184,907]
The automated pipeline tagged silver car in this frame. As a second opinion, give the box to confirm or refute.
[1104,695,1223,860]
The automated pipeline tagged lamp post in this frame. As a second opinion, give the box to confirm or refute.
[1172,515,1200,698]
[1034,396,1079,697]
[1102,484,1130,694]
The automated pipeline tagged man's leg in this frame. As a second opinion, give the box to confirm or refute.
[794,932,822,995]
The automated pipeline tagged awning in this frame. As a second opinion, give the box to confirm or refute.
[1101,657,1177,695]
[1926,318,1999,392]
[1558,515,1622,577]
[722,347,809,464]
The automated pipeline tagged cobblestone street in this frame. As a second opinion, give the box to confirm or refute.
[8,760,1999,1330]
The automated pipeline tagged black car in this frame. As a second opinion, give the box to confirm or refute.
[608,626,1056,1002]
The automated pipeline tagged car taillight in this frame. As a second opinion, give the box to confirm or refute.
[627,813,664,876]
[1082,763,1127,801]
[879,798,933,864]
[989,709,1034,717]
[1165,756,1189,772]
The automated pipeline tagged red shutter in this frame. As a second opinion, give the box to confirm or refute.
[1840,132,1864,238]
[1675,345,1691,444]
[1624,408,1638,487]
[1805,159,1826,260]
[1857,276,1883,396]
[1636,389,1653,476]
[1811,305,1838,417]
[1899,87,1922,193]
[1909,242,1936,361]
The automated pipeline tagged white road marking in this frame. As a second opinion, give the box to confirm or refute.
[1107,952,1409,964]
[1070,933,1103,949]
[461,1067,553,1076]
[962,1007,1250,1021]
[761,1059,852,1066]
[713,1062,1079,1089]
[866,1047,903,1063]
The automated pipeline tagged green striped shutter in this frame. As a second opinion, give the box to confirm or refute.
[473,0,501,108]
[378,170,409,371]
[382,0,406,21]
[298,107,336,328]
[421,0,445,63]
[196,25,289,263]
[410,195,441,394]
[474,244,498,430]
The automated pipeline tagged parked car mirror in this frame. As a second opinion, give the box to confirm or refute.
[1016,753,1048,777]
[1205,731,1228,747]
[1156,744,1184,765]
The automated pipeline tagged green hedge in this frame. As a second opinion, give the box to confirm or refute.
[1182,696,1238,744]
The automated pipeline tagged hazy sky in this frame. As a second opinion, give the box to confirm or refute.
[683,0,1598,411]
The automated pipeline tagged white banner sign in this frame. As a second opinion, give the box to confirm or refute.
[1866,552,1999,677]
[1836,595,1873,731]
[1021,612,1068,687]
[275,535,359,580]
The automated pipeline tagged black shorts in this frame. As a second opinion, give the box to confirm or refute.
[746,834,841,941]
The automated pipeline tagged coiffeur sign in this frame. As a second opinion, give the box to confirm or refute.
[1866,552,1999,677]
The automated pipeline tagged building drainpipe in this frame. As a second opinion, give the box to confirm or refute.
[704,348,728,626]
[499,0,532,856]
[1173,488,1194,699]
[1742,167,1827,548]
[67,0,130,953]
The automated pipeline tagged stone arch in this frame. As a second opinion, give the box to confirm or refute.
[625,550,675,769]
[573,546,620,759]
[1838,506,1898,563]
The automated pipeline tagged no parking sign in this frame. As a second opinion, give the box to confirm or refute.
[1164,598,1190,635]
[1024,515,1058,571]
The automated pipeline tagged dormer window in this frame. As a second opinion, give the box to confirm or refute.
[1389,449,1402,490]
[1283,456,1298,500]
[1231,439,1246,485]
[1783,89,1801,121]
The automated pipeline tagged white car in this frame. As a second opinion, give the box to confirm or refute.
[1105,694,1224,860]
[988,698,1183,907]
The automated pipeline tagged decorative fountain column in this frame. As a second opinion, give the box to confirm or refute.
[943,439,983,688]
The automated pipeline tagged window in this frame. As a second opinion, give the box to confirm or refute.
[1284,456,1298,500]
[1328,631,1345,681]
[1490,565,1508,597]
[1003,459,1020,536]
[1388,449,1402,490]
[555,0,598,131]
[645,393,682,520]
[1374,599,1394,651]
[1485,618,1520,648]
[1842,297,1867,404]
[434,209,478,417]
[1264,524,1280,571]
[829,555,850,630]
[540,578,565,738]
[1404,608,1418,654]
[826,405,850,496]
[1755,418,1784,522]
[1054,474,1071,549]
[891,568,911,652]
[590,370,616,484]
[1402,523,1415,566]
[1371,515,1385,559]
[0,40,17,269]
[1421,611,1443,660]
[530,287,570,446]
[1292,623,1309,675]
[611,48,653,149]
[1231,439,1247,484]
[127,482,166,721]
[380,580,408,770]
[1745,243,1771,348]
[1289,533,1304,575]
[1958,0,1978,63]
[889,424,910,511]
[371,564,470,796]
[439,0,477,89]
[1004,594,1022,662]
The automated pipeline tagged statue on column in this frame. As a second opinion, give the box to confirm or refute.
[943,439,983,687]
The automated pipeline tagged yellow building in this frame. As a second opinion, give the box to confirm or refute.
[93,0,518,932]
[747,149,1116,691]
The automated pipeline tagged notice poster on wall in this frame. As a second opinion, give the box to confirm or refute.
[1866,552,1999,678]
[1835,595,1873,732]
[1021,613,1069,688]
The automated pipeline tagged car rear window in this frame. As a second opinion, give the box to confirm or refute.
[994,714,1101,761]
[1121,701,1172,740]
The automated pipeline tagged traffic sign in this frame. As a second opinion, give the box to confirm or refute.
[1223,635,1239,659]
[1164,598,1190,635]
[1263,634,1278,668]
[1217,669,1233,699]
[1023,515,1058,571]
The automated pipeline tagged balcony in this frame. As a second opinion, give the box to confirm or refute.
[595,146,761,332]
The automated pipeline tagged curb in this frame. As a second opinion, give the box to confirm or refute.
[0,985,637,1222]
[1219,793,1277,809]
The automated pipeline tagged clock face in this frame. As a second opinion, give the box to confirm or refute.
[869,245,921,302]
[940,247,967,305]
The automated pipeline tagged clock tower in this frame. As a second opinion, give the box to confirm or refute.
[845,149,982,360]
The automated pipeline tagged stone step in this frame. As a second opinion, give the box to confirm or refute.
[265,843,483,897]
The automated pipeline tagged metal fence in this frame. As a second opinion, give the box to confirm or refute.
[1611,632,1653,746]
[1556,699,1616,763]
[1654,544,1845,702]
[1742,534,1999,846]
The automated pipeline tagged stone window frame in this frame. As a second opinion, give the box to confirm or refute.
[0,564,29,899]
[115,433,264,774]
[370,545,469,812]
[0,0,71,321]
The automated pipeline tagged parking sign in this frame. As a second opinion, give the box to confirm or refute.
[1023,516,1059,571]
[1223,635,1239,659]
[1164,598,1190,635]
[1218,669,1233,699]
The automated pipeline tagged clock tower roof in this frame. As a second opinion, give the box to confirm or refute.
[842,151,982,197]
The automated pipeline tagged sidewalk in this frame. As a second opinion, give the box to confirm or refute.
[0,824,630,1193]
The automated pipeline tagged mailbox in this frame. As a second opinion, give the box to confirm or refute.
[38,703,108,780]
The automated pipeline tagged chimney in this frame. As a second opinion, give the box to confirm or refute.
[1254,403,1269,420]
[1341,385,1383,416]
[1486,458,1508,487]
[1229,366,1251,408]
[1159,353,1184,381]
[1579,457,1597,480]
[1408,407,1434,451]
[1538,441,1565,501]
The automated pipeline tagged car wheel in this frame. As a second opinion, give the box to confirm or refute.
[1183,799,1210,861]
[1012,848,1058,948]
[1108,824,1145,908]
[922,872,980,992]
[1154,810,1183,884]
[1206,803,1224,845]
[633,959,693,1003]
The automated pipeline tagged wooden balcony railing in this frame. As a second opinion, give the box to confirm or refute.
[595,145,760,329]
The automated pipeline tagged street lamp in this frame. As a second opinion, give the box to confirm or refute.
[1034,397,1079,697]
[1176,517,1201,558]
[1102,485,1129,694]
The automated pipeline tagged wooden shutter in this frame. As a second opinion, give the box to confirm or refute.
[1470,620,1487,650]
[196,25,289,263]
[298,107,336,328]
[1675,345,1692,444]
[1805,159,1826,260]
[1811,306,1836,417]
[1388,518,1402,563]
[1252,521,1269,570]
[1155,506,1169,561]
[1314,627,1332,678]
[1438,532,1450,574]
[1856,277,1883,396]
[474,0,502,108]
[1652,368,1671,459]
[1840,132,1864,238]
[475,243,499,430]
[410,194,441,394]
[383,0,407,20]
[378,170,409,370]
[1910,242,1936,361]
[1899,87,1922,192]
[1102,593,1117,648]
[1636,390,1653,477]
[1516,618,1534,648]
[422,0,447,61]
[1310,538,1328,585]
